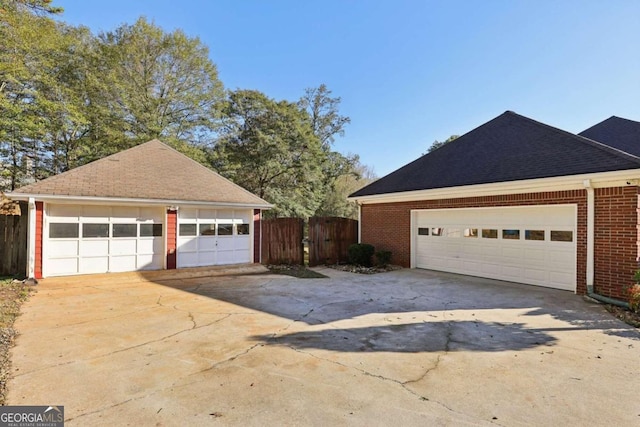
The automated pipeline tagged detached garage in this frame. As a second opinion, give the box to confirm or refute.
[8,140,272,278]
[350,112,640,301]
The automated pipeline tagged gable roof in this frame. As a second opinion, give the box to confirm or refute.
[350,111,640,198]
[11,139,271,208]
[579,116,640,157]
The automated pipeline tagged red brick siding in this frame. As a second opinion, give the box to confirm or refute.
[34,201,43,279]
[361,190,590,294]
[253,209,261,263]
[593,186,638,299]
[166,209,177,269]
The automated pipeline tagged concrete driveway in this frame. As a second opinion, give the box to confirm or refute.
[8,266,640,426]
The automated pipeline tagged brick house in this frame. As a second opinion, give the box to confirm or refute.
[8,140,272,278]
[349,112,640,302]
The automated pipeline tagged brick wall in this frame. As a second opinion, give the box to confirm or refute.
[361,188,636,298]
[593,186,638,299]
[166,209,177,269]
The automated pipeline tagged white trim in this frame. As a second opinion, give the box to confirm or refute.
[26,198,36,278]
[584,180,595,289]
[349,169,640,204]
[357,203,362,243]
[5,193,273,210]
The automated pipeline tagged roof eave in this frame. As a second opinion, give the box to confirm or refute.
[4,193,274,210]
[348,169,640,204]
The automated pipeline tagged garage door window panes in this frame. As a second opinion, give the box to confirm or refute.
[431,228,443,236]
[551,230,573,242]
[140,224,162,237]
[464,228,478,238]
[237,224,250,235]
[112,224,137,238]
[218,223,233,236]
[418,228,429,236]
[482,229,498,239]
[179,224,197,236]
[525,230,545,241]
[83,223,109,238]
[502,229,520,240]
[49,223,79,238]
[199,223,216,236]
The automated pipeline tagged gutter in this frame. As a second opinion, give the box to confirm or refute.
[583,180,630,309]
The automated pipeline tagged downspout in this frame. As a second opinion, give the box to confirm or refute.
[583,180,629,308]
[357,202,362,243]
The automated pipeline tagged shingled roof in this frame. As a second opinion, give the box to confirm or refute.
[351,111,640,198]
[579,116,640,157]
[12,139,271,207]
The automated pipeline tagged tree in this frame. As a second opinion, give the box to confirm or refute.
[314,160,376,219]
[427,134,459,153]
[210,90,325,218]
[93,17,224,154]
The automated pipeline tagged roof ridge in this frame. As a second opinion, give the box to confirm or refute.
[505,111,640,164]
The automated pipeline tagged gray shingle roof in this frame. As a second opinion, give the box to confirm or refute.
[579,116,640,157]
[13,140,271,207]
[351,111,640,198]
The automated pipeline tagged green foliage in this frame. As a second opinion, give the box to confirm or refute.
[427,134,459,153]
[628,284,640,314]
[209,90,325,218]
[375,250,392,267]
[348,243,375,267]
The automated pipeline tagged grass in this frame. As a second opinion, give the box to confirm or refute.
[0,277,32,405]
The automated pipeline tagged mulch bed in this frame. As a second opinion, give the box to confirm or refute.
[267,265,328,279]
[605,305,640,328]
[326,264,403,274]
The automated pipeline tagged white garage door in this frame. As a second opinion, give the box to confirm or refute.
[177,208,251,268]
[44,204,165,276]
[414,205,576,291]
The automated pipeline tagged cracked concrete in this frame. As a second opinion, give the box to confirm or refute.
[7,266,640,426]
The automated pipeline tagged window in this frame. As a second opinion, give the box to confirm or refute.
[199,223,216,236]
[431,227,443,236]
[237,224,250,235]
[112,224,137,238]
[49,223,79,238]
[551,230,573,242]
[218,223,233,236]
[140,224,162,237]
[502,229,520,240]
[418,227,429,236]
[464,228,478,238]
[482,229,498,239]
[82,223,109,238]
[525,230,545,241]
[179,224,197,236]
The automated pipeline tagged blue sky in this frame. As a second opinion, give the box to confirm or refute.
[55,0,640,177]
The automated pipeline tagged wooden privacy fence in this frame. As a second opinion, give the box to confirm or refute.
[308,216,358,266]
[261,216,358,266]
[261,217,305,265]
[0,201,28,277]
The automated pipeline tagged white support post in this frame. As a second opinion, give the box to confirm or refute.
[26,197,36,279]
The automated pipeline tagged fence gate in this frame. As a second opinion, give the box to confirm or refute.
[0,201,28,277]
[261,217,305,265]
[308,216,358,267]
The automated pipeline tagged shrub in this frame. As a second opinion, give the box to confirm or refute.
[348,243,375,267]
[629,284,640,314]
[375,250,392,267]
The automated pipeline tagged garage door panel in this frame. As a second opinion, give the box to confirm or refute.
[199,237,217,250]
[81,240,109,256]
[110,206,138,220]
[82,206,109,220]
[197,252,216,265]
[48,258,79,276]
[138,254,162,270]
[415,206,576,291]
[111,239,137,255]
[178,237,197,252]
[80,257,108,274]
[49,240,79,257]
[48,204,80,220]
[110,255,137,272]
[234,236,251,250]
[137,239,159,254]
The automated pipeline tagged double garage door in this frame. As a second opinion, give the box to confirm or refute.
[45,204,165,276]
[414,205,577,291]
[44,204,253,277]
